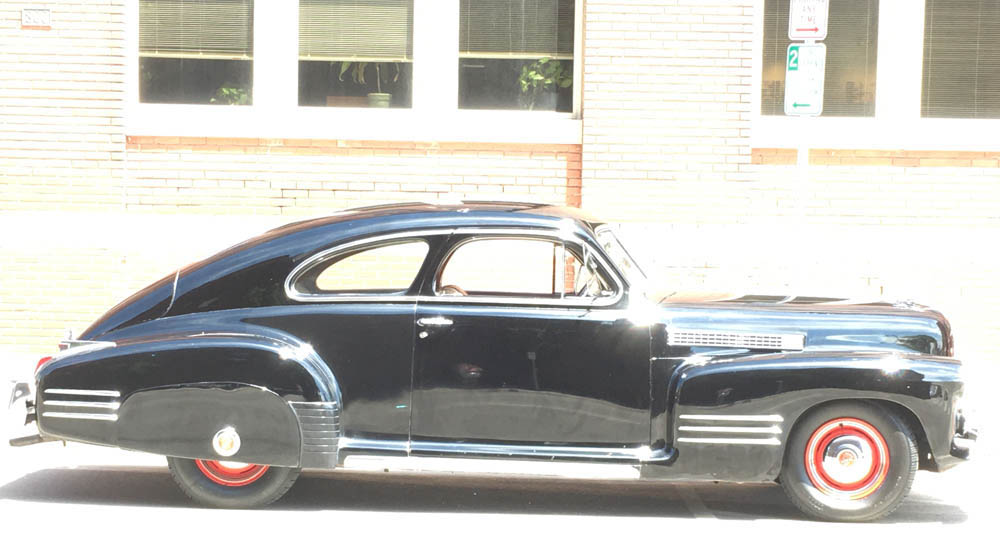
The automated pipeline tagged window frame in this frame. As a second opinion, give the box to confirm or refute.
[422,228,624,308]
[125,0,583,144]
[432,235,609,301]
[751,0,1000,151]
[285,230,446,302]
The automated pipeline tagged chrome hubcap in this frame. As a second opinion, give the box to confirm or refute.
[805,417,891,500]
[820,435,874,485]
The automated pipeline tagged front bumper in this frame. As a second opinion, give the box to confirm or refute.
[950,407,978,461]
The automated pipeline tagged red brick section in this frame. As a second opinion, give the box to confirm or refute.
[125,136,583,208]
[753,148,1000,167]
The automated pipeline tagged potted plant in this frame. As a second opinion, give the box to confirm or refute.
[518,58,572,110]
[339,61,399,108]
[210,83,250,105]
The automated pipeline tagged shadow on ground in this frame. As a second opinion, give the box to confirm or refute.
[0,466,967,523]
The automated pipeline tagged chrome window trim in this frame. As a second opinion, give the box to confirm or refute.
[284,229,452,303]
[284,225,628,308]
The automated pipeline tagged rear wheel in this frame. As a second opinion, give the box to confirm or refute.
[780,401,917,522]
[167,457,300,508]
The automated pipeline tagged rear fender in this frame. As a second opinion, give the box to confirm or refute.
[35,331,342,468]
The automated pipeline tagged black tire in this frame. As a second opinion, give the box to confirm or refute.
[167,457,300,509]
[780,401,918,522]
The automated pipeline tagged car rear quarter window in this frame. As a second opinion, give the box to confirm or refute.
[291,239,429,297]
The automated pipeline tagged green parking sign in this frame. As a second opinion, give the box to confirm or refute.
[788,45,800,71]
[784,43,825,116]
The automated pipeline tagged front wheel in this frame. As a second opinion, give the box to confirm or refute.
[167,457,300,508]
[780,401,918,522]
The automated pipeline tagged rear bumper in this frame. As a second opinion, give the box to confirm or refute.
[7,380,48,447]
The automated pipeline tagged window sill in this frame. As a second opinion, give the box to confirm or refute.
[752,115,1000,151]
[126,103,583,145]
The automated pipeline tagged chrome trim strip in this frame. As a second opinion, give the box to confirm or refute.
[677,437,781,446]
[338,438,656,461]
[42,400,120,410]
[342,455,641,479]
[678,425,781,434]
[410,440,655,461]
[284,227,626,308]
[338,437,410,453]
[679,414,784,422]
[41,412,118,422]
[45,388,121,398]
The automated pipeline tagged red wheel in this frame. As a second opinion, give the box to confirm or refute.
[194,459,270,487]
[780,402,917,522]
[168,457,299,508]
[804,417,890,500]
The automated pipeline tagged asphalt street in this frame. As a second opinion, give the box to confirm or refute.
[0,435,992,552]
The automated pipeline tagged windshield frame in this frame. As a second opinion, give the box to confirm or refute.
[593,225,648,295]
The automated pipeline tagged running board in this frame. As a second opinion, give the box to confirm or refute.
[342,454,643,479]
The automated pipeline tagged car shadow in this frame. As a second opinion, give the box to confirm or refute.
[0,466,967,523]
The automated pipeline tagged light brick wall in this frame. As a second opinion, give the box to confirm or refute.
[581,0,754,222]
[0,1,126,211]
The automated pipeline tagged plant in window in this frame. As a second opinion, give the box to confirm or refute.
[339,61,400,108]
[518,58,572,110]
[210,83,250,106]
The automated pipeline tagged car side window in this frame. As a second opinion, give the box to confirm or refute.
[436,237,614,300]
[291,240,429,297]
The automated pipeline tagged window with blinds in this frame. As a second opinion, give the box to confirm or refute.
[459,0,574,59]
[459,0,575,112]
[139,0,254,105]
[761,0,880,117]
[298,1,414,108]
[923,0,1000,118]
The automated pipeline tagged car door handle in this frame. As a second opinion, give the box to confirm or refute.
[417,317,453,327]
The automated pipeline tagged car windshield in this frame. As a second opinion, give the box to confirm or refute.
[594,225,648,294]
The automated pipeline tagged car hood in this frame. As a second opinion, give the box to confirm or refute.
[655,293,954,356]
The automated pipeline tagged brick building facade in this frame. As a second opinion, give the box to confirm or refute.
[2,1,998,396]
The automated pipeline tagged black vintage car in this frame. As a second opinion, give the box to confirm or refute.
[8,202,975,521]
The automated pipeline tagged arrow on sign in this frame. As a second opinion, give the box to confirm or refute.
[793,103,811,108]
[795,27,819,32]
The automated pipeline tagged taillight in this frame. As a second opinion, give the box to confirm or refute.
[35,356,53,374]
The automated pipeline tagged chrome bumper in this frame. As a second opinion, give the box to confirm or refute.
[951,407,978,460]
[7,380,48,447]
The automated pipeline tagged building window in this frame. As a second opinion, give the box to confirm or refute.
[761,0,879,117]
[139,0,254,105]
[458,0,575,112]
[923,0,1000,118]
[299,0,414,108]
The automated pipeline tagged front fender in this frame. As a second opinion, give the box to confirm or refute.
[648,351,962,482]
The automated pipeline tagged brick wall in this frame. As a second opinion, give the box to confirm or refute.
[580,0,754,222]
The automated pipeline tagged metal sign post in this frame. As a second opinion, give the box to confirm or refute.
[784,0,830,167]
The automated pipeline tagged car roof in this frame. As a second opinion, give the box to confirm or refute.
[263,201,604,239]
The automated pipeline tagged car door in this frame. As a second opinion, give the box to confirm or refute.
[410,230,651,455]
[257,232,446,444]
